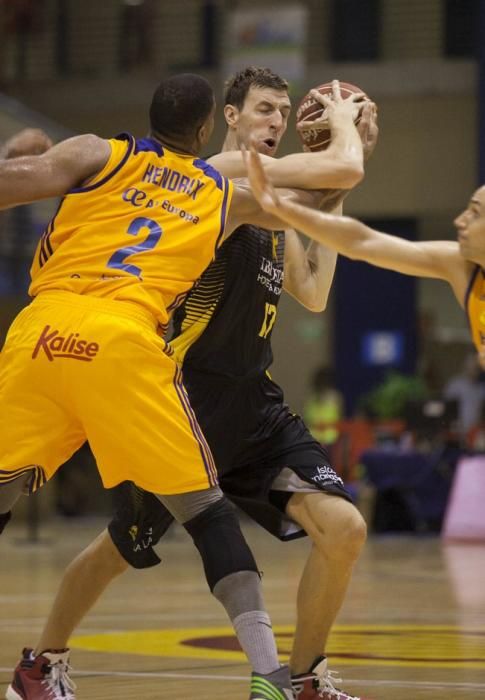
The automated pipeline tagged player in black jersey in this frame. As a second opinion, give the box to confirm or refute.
[9,70,377,700]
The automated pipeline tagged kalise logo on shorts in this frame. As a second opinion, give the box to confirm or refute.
[32,325,99,362]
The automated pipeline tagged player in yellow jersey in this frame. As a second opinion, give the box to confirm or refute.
[247,143,485,360]
[0,75,365,700]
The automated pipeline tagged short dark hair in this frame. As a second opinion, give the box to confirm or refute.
[149,73,215,141]
[224,67,289,109]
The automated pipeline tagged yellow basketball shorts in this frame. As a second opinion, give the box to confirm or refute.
[0,291,217,494]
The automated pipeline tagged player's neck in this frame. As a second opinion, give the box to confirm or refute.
[151,131,197,157]
[221,131,240,152]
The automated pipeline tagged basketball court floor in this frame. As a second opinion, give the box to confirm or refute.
[1,517,484,700]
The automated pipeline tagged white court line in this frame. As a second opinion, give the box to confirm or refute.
[1,667,484,691]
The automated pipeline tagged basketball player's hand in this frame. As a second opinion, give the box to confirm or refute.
[296,80,365,136]
[243,143,281,216]
[357,102,379,161]
[2,128,53,159]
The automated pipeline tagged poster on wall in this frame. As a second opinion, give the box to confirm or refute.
[224,5,307,90]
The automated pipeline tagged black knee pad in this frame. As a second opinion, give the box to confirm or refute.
[184,497,258,591]
[0,511,12,535]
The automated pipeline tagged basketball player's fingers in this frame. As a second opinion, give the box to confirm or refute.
[248,147,278,211]
[347,92,367,104]
[360,101,377,122]
[357,102,373,129]
[366,103,379,138]
[358,107,379,159]
[309,89,332,109]
[331,79,342,101]
[354,100,375,126]
[296,116,328,132]
[247,146,266,196]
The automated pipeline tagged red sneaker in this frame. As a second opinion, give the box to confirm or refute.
[6,648,76,700]
[292,656,370,700]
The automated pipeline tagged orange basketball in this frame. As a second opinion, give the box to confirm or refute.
[296,81,369,151]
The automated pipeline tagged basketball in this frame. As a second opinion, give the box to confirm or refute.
[296,81,369,152]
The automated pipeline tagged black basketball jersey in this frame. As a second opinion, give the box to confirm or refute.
[170,224,285,378]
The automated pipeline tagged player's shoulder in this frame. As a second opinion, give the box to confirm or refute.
[191,155,229,193]
[65,133,111,153]
[60,133,112,167]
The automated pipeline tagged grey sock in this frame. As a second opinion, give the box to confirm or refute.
[213,571,279,675]
[233,610,280,675]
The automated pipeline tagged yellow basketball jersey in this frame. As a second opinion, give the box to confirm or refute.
[465,264,485,354]
[29,134,233,326]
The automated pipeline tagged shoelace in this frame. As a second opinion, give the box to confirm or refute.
[314,668,360,700]
[42,661,77,700]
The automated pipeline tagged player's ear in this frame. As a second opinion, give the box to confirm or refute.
[197,121,210,146]
[224,103,239,128]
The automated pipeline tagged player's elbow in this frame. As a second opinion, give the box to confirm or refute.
[337,159,364,189]
[299,293,328,313]
[309,301,327,313]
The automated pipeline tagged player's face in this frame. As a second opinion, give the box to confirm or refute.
[232,86,291,156]
[454,185,485,264]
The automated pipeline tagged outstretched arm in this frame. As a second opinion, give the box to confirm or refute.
[245,144,462,284]
[225,181,322,237]
[0,133,111,210]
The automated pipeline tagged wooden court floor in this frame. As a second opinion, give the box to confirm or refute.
[1,517,485,700]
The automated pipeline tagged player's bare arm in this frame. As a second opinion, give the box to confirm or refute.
[282,192,348,311]
[0,134,111,210]
[246,144,468,287]
[210,81,364,190]
[225,180,324,240]
[282,205,341,313]
[282,102,379,311]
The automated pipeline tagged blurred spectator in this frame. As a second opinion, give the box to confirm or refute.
[304,365,344,446]
[444,352,485,438]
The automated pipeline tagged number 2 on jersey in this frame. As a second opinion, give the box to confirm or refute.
[259,302,277,338]
[107,216,162,277]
